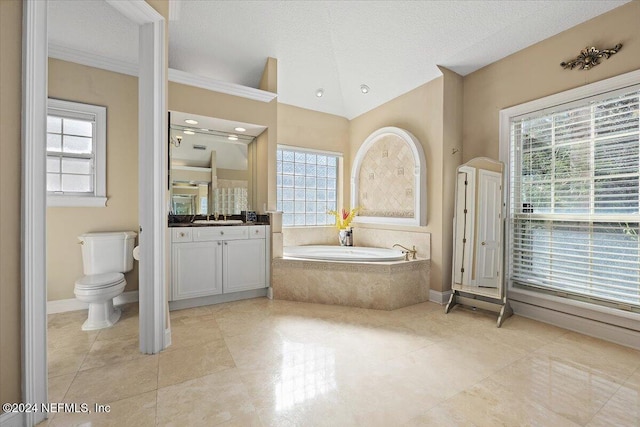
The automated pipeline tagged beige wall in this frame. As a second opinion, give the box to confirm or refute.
[462,1,640,162]
[0,0,22,409]
[350,78,449,292]
[277,103,351,246]
[277,81,463,294]
[169,82,277,212]
[259,57,278,93]
[47,59,140,301]
[441,67,464,293]
[277,102,350,198]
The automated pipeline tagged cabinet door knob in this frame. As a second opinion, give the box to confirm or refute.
[481,242,486,246]
[179,232,185,237]
[218,242,221,246]
[224,242,228,245]
[220,231,224,235]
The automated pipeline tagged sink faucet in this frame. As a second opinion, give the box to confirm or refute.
[392,244,417,261]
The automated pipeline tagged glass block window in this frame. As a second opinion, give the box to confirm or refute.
[277,146,339,226]
[47,99,107,207]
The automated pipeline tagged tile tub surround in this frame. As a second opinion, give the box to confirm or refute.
[354,225,430,259]
[272,257,430,310]
[358,133,416,218]
[282,225,338,247]
[42,298,640,426]
[280,226,430,258]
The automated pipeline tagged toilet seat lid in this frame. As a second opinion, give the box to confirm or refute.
[75,272,125,290]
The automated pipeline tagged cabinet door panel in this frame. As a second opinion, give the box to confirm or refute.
[172,241,222,300]
[223,239,266,293]
[476,170,501,288]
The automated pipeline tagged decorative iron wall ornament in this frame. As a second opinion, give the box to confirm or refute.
[560,44,622,70]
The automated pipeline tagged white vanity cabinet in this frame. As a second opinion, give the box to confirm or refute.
[171,225,269,301]
[172,232,223,300]
[224,226,267,293]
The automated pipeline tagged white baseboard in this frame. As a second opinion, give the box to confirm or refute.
[511,300,640,351]
[429,289,453,305]
[47,291,139,314]
[0,411,24,427]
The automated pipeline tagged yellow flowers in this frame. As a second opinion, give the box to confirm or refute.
[327,207,359,230]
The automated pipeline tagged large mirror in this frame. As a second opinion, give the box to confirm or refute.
[169,111,266,215]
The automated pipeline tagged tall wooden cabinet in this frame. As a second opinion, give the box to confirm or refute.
[446,157,512,327]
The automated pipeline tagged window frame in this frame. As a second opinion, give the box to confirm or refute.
[276,144,341,227]
[499,69,640,331]
[46,98,107,207]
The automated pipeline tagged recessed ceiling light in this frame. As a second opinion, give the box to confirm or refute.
[200,128,209,132]
[316,88,324,97]
[234,127,246,132]
[184,119,198,125]
[228,135,239,141]
[360,84,370,94]
[183,130,195,135]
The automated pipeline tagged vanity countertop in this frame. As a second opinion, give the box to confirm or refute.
[168,221,270,228]
[168,214,270,227]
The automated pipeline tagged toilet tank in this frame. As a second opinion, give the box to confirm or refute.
[78,231,137,275]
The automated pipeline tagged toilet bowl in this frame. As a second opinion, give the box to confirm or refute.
[74,231,137,331]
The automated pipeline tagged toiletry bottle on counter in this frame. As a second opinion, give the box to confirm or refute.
[345,229,353,246]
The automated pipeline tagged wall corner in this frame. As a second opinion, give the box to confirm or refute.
[259,57,278,94]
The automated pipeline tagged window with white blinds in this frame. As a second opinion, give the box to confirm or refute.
[508,86,640,310]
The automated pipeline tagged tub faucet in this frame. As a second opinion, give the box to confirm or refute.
[392,244,417,261]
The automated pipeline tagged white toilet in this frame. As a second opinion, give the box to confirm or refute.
[74,231,137,331]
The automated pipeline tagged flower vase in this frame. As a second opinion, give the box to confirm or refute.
[338,229,348,246]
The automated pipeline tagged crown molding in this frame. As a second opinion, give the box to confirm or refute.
[168,68,278,103]
[47,44,278,103]
[48,43,139,77]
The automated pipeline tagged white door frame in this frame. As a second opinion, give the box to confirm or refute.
[21,1,168,425]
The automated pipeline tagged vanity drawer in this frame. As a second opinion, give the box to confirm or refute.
[193,226,248,242]
[172,228,193,242]
[248,226,266,239]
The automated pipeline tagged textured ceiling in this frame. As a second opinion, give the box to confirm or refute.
[48,0,138,63]
[49,1,630,119]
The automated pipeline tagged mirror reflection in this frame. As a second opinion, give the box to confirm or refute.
[169,112,266,215]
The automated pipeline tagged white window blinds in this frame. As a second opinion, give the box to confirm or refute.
[508,86,640,310]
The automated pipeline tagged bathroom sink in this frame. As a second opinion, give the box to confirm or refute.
[192,219,244,225]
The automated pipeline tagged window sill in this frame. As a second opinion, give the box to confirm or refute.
[47,196,107,207]
[508,287,640,331]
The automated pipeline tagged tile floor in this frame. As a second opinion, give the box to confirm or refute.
[41,298,640,426]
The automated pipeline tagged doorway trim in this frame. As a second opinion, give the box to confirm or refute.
[21,1,167,425]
